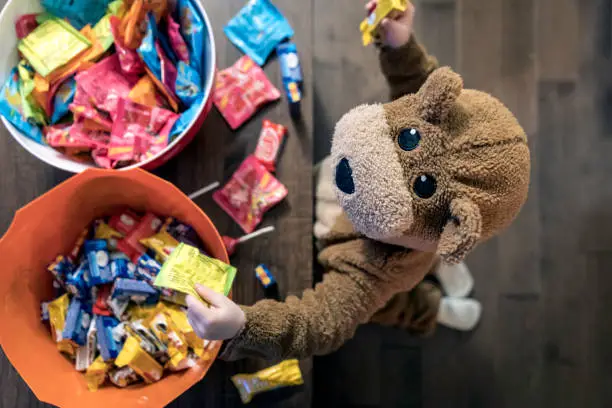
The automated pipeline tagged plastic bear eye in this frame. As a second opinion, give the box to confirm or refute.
[413,174,437,199]
[398,128,421,151]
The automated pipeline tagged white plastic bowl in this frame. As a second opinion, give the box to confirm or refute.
[0,0,216,173]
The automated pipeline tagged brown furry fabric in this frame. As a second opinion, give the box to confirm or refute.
[220,37,530,361]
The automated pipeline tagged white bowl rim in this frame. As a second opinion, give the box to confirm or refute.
[0,0,216,174]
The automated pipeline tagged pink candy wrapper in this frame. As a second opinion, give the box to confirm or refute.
[166,15,189,64]
[76,55,139,120]
[253,120,287,172]
[213,155,288,233]
[213,56,281,129]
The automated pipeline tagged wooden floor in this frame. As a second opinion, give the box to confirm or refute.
[313,0,612,407]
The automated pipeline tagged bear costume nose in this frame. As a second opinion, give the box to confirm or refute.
[335,158,355,194]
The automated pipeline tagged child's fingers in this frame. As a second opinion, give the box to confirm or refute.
[194,284,229,307]
[365,0,377,13]
[186,294,214,319]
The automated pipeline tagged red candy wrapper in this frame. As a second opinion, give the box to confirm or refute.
[68,227,90,263]
[15,14,39,39]
[76,54,138,120]
[110,16,145,76]
[108,98,179,162]
[69,118,111,149]
[254,120,287,172]
[214,56,281,130]
[93,285,113,316]
[109,210,141,235]
[166,14,189,64]
[213,156,288,233]
[117,212,163,262]
[92,148,114,169]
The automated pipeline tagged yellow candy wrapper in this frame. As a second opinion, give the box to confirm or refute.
[48,293,70,343]
[93,0,127,52]
[115,336,164,383]
[17,61,48,125]
[154,243,237,299]
[109,366,140,388]
[140,230,179,263]
[231,360,304,404]
[94,220,124,249]
[360,0,409,46]
[19,18,92,77]
[163,303,203,353]
[85,356,111,391]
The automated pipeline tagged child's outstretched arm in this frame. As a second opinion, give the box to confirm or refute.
[370,1,439,100]
[186,224,436,361]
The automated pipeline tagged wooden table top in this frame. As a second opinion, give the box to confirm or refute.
[0,0,313,407]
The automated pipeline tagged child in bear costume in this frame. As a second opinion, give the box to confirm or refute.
[186,2,531,360]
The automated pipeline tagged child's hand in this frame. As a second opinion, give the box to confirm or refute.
[186,284,246,340]
[366,0,415,48]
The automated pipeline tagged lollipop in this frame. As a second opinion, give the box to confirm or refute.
[222,226,275,256]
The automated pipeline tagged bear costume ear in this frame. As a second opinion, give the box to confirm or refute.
[417,67,463,123]
[438,198,482,264]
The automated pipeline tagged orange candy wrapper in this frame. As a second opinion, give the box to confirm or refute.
[0,169,227,408]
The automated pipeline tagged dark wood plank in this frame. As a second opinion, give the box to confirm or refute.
[537,0,579,81]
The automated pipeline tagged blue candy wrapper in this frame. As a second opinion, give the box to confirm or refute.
[66,261,91,299]
[170,93,202,137]
[0,68,45,144]
[47,255,75,286]
[50,76,76,124]
[41,0,113,29]
[96,315,122,361]
[135,253,162,286]
[224,0,294,66]
[84,240,114,286]
[62,298,93,346]
[176,0,205,75]
[277,42,303,83]
[175,61,202,107]
[110,257,136,280]
[111,278,159,304]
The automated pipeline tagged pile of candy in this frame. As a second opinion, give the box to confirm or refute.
[0,0,208,168]
[214,0,303,129]
[42,210,237,391]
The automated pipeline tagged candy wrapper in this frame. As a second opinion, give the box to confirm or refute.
[117,212,163,262]
[111,278,159,304]
[170,93,202,136]
[41,0,114,29]
[66,261,91,299]
[93,0,126,53]
[231,360,304,404]
[96,315,122,361]
[277,41,303,116]
[254,120,287,172]
[138,13,180,110]
[154,243,237,299]
[110,16,145,75]
[47,255,75,286]
[109,209,141,235]
[254,264,276,288]
[175,61,202,107]
[85,356,112,391]
[115,336,164,383]
[15,14,39,39]
[94,220,124,249]
[18,18,92,77]
[176,0,205,74]
[224,0,294,66]
[214,56,281,129]
[76,54,138,120]
[140,229,180,263]
[166,14,189,64]
[50,77,77,124]
[129,75,164,108]
[0,69,45,144]
[48,293,70,343]
[213,155,288,233]
[135,253,162,285]
[63,298,93,346]
[17,62,48,126]
[68,226,91,262]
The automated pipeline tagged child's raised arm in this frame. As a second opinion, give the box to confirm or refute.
[371,1,439,100]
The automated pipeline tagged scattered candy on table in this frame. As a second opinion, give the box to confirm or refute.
[253,120,286,172]
[231,359,304,404]
[213,55,280,130]
[224,0,294,66]
[222,225,276,257]
[0,0,209,168]
[213,155,288,234]
[41,210,227,391]
[276,42,303,117]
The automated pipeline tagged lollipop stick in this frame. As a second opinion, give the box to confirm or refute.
[188,182,220,200]
[237,226,276,244]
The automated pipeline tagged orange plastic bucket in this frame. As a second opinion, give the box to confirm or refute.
[0,169,228,408]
